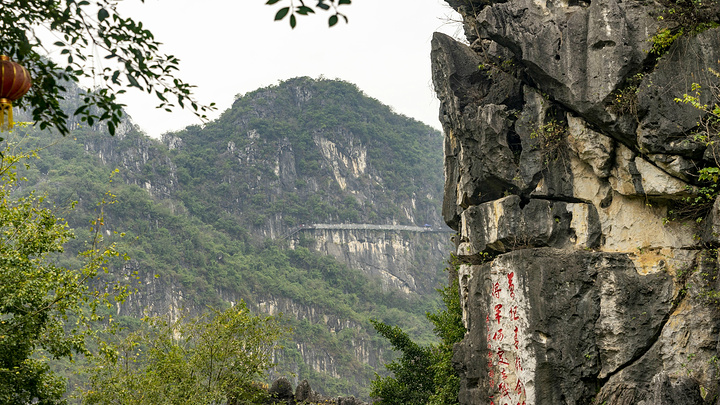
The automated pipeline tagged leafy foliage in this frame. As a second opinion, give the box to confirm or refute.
[0,0,214,135]
[610,73,645,117]
[81,302,286,405]
[370,271,465,405]
[530,114,569,168]
[0,136,131,404]
[425,276,465,405]
[656,0,720,33]
[651,0,720,58]
[670,70,720,221]
[266,0,351,28]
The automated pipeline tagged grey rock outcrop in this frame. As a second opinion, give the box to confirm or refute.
[264,378,369,405]
[433,0,720,403]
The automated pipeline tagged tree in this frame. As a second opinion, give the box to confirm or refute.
[0,135,130,404]
[0,0,357,137]
[370,270,465,405]
[0,0,215,136]
[81,302,287,405]
[369,320,435,405]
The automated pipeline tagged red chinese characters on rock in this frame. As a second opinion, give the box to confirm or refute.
[492,281,502,299]
[497,347,509,366]
[509,306,519,321]
[498,381,511,398]
[495,304,503,324]
[486,269,526,404]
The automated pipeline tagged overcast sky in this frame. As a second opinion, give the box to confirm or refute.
[102,0,463,138]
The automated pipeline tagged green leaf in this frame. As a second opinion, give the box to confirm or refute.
[329,15,338,27]
[98,8,109,22]
[338,0,351,4]
[296,6,315,15]
[266,0,281,4]
[126,74,141,89]
[317,1,331,10]
[274,7,290,20]
[290,14,297,28]
[53,41,65,47]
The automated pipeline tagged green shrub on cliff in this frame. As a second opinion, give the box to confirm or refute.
[370,273,465,405]
[670,68,720,221]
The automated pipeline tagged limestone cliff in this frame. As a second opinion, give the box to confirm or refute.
[78,77,453,296]
[21,77,451,398]
[432,1,720,403]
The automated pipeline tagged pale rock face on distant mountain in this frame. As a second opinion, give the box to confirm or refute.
[432,0,720,403]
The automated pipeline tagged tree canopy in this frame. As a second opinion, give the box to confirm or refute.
[370,271,465,405]
[81,302,287,405]
[0,137,131,404]
[0,0,215,136]
[0,0,354,137]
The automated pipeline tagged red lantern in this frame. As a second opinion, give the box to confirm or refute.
[0,55,32,131]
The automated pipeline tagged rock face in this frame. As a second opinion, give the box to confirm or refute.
[433,0,720,403]
[291,227,452,294]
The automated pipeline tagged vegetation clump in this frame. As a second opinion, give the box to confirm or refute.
[609,73,645,117]
[0,136,131,404]
[370,269,465,405]
[651,0,720,57]
[670,68,720,222]
[81,302,287,405]
[530,116,569,168]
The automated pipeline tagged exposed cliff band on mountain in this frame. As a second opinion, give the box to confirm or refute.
[16,77,451,398]
[432,0,720,404]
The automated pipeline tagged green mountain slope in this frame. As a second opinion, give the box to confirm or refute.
[11,77,449,399]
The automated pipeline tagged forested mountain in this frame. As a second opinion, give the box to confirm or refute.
[11,77,451,399]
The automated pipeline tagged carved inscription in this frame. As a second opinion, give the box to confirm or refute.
[486,270,527,405]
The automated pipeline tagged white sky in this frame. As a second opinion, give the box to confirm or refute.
[107,0,463,138]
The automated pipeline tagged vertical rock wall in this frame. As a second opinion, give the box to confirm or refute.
[290,228,452,294]
[432,1,720,403]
